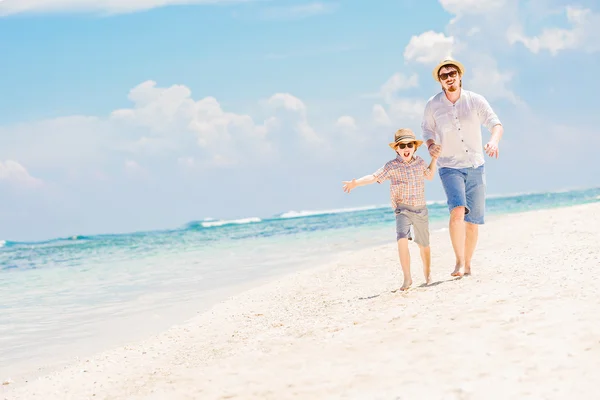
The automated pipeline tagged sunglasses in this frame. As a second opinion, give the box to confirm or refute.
[439,70,458,81]
[397,142,414,149]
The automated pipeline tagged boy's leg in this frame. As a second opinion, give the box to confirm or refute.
[439,167,468,277]
[396,238,412,290]
[419,245,432,284]
[408,207,432,284]
[395,210,413,290]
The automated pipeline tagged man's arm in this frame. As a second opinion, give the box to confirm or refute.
[342,174,378,193]
[474,93,503,158]
[485,123,503,158]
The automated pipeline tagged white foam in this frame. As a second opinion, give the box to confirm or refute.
[426,200,446,206]
[277,205,387,219]
[201,217,261,228]
[0,240,5,248]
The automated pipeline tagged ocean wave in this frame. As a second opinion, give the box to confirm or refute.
[275,205,387,219]
[0,240,5,248]
[426,200,446,206]
[199,217,262,228]
[486,186,600,200]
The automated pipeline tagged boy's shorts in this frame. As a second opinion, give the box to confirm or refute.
[395,205,430,247]
[438,165,486,224]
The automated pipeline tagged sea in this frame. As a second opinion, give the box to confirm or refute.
[1,186,600,381]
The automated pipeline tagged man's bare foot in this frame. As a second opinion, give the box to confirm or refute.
[451,265,464,277]
[464,267,471,276]
[400,279,412,291]
[424,275,432,285]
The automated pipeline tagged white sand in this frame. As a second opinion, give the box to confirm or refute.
[3,203,600,399]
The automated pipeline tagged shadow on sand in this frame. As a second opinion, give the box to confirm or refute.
[358,276,464,299]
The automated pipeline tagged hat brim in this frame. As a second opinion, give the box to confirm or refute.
[432,59,465,82]
[389,139,424,150]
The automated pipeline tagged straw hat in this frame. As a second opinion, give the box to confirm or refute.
[388,128,423,151]
[432,56,466,82]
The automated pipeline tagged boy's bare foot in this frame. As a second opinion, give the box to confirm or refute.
[423,265,431,284]
[400,279,412,291]
[451,264,464,277]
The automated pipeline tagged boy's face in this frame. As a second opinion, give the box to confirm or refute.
[396,141,416,162]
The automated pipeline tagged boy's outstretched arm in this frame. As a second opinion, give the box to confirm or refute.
[342,174,377,193]
[424,156,438,181]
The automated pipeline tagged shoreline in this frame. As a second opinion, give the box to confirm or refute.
[3,202,600,399]
[2,217,450,386]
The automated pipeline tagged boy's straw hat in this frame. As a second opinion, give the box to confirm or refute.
[388,128,423,150]
[432,56,466,82]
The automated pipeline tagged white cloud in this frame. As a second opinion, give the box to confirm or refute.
[403,31,455,64]
[124,160,147,179]
[0,81,324,184]
[467,54,524,106]
[380,73,419,103]
[508,6,600,55]
[177,156,196,169]
[371,71,425,127]
[372,104,391,127]
[0,0,250,16]
[267,93,321,143]
[258,2,338,20]
[335,116,357,130]
[267,93,307,113]
[439,0,507,16]
[0,160,42,188]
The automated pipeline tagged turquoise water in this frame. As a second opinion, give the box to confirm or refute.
[1,187,599,380]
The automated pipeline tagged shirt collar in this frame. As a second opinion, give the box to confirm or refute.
[441,88,463,105]
[396,155,416,164]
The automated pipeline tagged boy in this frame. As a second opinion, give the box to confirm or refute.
[342,128,438,291]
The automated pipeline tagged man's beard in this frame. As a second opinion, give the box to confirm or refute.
[446,85,458,92]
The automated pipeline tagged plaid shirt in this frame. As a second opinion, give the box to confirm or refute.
[373,155,428,208]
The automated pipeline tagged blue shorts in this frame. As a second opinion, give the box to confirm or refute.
[438,165,486,224]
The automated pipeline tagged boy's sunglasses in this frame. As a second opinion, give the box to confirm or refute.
[397,142,414,149]
[439,70,458,81]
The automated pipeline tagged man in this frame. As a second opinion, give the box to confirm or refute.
[421,57,503,277]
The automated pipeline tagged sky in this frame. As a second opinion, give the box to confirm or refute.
[1,0,599,241]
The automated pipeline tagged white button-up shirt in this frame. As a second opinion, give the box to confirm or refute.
[421,89,501,169]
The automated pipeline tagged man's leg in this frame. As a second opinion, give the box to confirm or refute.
[464,165,486,275]
[449,206,466,276]
[464,223,478,275]
[438,168,469,277]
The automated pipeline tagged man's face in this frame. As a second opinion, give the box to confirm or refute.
[438,65,460,92]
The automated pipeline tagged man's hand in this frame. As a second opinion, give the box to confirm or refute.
[484,140,499,158]
[428,143,441,158]
[342,179,357,193]
[424,168,433,179]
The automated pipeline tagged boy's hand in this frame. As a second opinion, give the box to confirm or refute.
[485,140,499,158]
[342,179,357,193]
[428,143,441,158]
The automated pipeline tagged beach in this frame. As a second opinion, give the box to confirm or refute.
[3,202,600,399]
